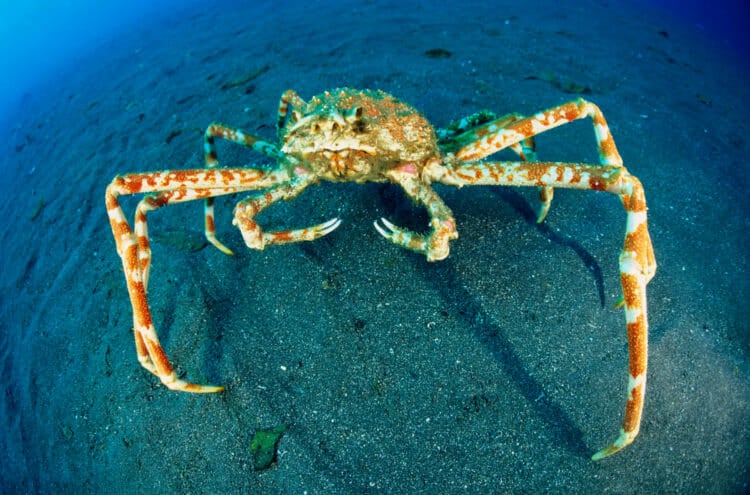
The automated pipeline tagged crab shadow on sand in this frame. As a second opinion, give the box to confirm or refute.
[426,187,601,459]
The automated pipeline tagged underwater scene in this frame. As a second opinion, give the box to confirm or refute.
[0,0,748,492]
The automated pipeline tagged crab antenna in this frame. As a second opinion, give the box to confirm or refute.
[330,110,347,127]
[287,113,315,133]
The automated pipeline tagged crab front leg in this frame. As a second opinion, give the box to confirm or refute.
[428,159,655,459]
[202,123,287,255]
[373,163,458,261]
[233,171,341,250]
[106,168,288,392]
[276,89,306,136]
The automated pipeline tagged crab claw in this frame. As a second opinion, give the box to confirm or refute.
[373,217,428,253]
[265,217,342,246]
[374,216,456,261]
[308,217,343,239]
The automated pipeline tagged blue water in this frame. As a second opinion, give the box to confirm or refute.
[0,0,747,125]
[0,0,200,122]
[646,0,750,59]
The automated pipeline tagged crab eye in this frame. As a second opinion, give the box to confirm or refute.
[312,123,320,132]
[352,117,366,134]
[331,122,340,133]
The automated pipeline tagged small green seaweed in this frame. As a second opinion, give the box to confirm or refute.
[221,65,270,90]
[165,129,183,144]
[152,230,207,252]
[558,78,591,94]
[250,425,286,471]
[61,424,74,441]
[696,93,712,106]
[30,196,44,221]
[526,71,592,94]
[535,70,558,83]
[424,48,452,59]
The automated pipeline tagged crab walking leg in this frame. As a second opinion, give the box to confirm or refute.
[202,123,286,255]
[428,160,655,459]
[233,173,341,250]
[105,168,287,392]
[441,112,553,222]
[451,99,621,222]
[133,169,290,288]
[507,136,554,223]
[204,199,228,254]
[107,187,224,392]
[436,111,522,149]
[276,89,306,134]
[134,184,256,292]
[452,98,623,168]
[492,129,555,222]
[373,164,458,261]
[593,173,655,460]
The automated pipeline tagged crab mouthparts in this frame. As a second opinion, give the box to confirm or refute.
[281,143,376,156]
[319,146,375,158]
[318,142,377,154]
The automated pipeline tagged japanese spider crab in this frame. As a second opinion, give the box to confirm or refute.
[106,88,656,460]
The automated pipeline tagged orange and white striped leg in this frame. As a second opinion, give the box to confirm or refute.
[592,173,655,460]
[106,168,287,392]
[428,160,655,458]
[437,111,522,148]
[439,110,553,222]
[202,123,285,255]
[107,187,225,392]
[453,98,623,168]
[453,99,622,223]
[232,175,341,250]
[135,189,235,292]
[507,136,554,222]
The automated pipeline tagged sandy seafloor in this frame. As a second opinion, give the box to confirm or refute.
[1,0,748,493]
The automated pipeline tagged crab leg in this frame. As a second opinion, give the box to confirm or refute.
[508,137,554,222]
[373,164,458,261]
[106,168,287,392]
[232,173,341,250]
[451,98,623,166]
[202,123,286,255]
[447,98,621,222]
[428,159,655,459]
[276,89,306,134]
[440,112,551,222]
